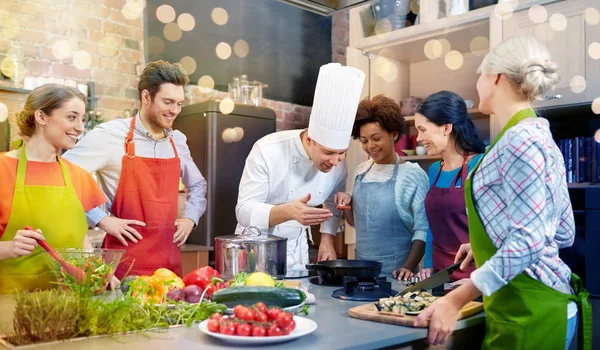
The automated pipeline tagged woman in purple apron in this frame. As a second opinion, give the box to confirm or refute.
[413,91,485,282]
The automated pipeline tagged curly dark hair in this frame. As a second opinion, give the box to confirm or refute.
[351,95,404,143]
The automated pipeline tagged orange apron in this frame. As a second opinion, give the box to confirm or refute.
[0,142,87,293]
[103,117,182,279]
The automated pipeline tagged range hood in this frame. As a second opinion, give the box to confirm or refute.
[275,0,376,16]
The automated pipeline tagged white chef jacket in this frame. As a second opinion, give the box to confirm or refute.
[235,130,346,274]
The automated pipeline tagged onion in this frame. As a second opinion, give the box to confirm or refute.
[183,285,203,303]
[166,288,186,302]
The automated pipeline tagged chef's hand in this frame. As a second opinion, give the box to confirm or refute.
[98,216,145,247]
[414,296,461,345]
[454,243,473,270]
[393,267,414,281]
[334,192,352,210]
[415,267,433,281]
[11,228,45,258]
[174,218,195,246]
[288,194,333,226]
[317,234,337,261]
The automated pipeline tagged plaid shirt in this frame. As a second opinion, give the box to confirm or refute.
[470,117,575,297]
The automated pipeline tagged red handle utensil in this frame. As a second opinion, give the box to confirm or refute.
[337,205,351,210]
[25,225,87,284]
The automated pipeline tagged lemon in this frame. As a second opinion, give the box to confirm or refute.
[245,272,275,287]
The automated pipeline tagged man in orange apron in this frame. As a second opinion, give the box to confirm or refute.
[63,61,207,279]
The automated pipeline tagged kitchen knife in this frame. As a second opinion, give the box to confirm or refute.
[399,260,465,296]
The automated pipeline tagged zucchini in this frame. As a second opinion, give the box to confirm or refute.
[211,286,306,308]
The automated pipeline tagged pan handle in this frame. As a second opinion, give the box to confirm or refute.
[305,263,336,277]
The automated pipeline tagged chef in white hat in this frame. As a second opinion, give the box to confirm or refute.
[235,63,365,277]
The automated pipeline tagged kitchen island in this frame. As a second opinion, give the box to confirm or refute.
[0,279,485,350]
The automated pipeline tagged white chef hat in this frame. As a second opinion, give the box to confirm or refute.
[307,63,366,150]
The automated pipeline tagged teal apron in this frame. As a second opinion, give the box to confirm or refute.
[464,108,592,349]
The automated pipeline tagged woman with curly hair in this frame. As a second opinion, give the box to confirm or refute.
[337,95,429,278]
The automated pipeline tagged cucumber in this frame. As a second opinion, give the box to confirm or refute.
[211,286,306,308]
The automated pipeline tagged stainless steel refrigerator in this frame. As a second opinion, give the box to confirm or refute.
[174,101,276,262]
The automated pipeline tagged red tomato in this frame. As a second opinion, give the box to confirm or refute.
[267,324,283,337]
[207,319,220,333]
[252,326,267,337]
[237,323,252,336]
[233,305,244,318]
[210,313,223,321]
[241,309,256,322]
[281,327,291,335]
[288,319,296,331]
[276,312,293,328]
[267,308,282,321]
[254,312,268,323]
[220,323,237,335]
[255,302,267,314]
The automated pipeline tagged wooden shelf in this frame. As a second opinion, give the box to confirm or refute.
[404,108,487,123]
[352,0,558,64]
[399,155,441,161]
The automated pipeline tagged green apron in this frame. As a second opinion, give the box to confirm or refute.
[0,142,88,294]
[464,108,592,350]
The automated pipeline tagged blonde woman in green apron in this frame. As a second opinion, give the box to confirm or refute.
[415,36,592,349]
[0,84,109,293]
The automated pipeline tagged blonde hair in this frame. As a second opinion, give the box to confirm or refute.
[478,36,560,102]
[17,84,86,137]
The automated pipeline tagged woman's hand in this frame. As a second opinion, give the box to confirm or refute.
[415,267,433,281]
[12,228,45,258]
[108,276,121,291]
[334,192,352,210]
[450,278,470,288]
[455,243,473,270]
[393,267,414,281]
[414,296,462,345]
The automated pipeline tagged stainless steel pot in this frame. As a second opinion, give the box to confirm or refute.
[215,226,287,280]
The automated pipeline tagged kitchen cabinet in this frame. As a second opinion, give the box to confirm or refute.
[497,0,600,108]
[180,245,211,276]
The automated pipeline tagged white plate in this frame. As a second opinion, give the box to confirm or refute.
[198,316,317,345]
[223,301,305,315]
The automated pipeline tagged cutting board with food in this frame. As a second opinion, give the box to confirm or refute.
[348,291,483,327]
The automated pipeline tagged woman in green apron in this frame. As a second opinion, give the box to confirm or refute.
[414,36,592,349]
[0,84,108,293]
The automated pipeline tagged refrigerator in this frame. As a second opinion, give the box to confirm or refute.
[174,101,276,262]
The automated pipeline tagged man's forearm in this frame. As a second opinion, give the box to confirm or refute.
[269,204,291,227]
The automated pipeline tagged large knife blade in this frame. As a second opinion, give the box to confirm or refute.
[399,260,464,296]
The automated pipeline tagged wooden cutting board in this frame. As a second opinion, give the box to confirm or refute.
[348,301,484,327]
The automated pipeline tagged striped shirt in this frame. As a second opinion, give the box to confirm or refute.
[470,117,575,297]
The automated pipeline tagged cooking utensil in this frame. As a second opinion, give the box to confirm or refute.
[26,225,87,283]
[215,226,287,280]
[399,260,464,296]
[305,259,382,285]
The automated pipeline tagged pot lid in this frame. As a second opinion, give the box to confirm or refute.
[216,226,287,243]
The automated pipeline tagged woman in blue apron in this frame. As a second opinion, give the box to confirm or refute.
[413,91,485,282]
[338,95,429,278]
[415,36,591,349]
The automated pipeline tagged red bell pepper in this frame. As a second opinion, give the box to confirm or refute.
[182,266,223,297]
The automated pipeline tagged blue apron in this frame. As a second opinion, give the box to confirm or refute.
[353,156,412,275]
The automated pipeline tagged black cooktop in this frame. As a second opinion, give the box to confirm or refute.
[331,276,398,301]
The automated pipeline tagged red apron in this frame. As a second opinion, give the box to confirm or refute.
[423,154,474,281]
[103,117,182,279]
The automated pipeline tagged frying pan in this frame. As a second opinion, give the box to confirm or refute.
[306,259,382,284]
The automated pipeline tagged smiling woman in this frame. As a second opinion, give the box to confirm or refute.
[0,84,108,294]
[340,95,429,279]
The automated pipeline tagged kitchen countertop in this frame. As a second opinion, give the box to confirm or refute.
[0,278,485,350]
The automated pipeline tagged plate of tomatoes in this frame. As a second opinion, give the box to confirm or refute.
[198,303,317,345]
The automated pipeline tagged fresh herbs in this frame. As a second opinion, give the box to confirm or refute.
[6,289,226,346]
[49,256,114,296]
